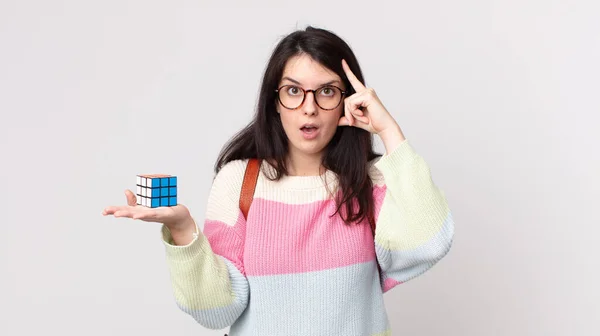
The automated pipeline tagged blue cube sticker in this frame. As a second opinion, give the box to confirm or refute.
[160,178,169,187]
[161,187,169,196]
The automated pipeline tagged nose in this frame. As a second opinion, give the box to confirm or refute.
[302,90,318,115]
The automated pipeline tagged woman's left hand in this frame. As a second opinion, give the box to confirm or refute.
[338,59,399,135]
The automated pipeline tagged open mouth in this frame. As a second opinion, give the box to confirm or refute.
[300,125,318,133]
[300,124,320,139]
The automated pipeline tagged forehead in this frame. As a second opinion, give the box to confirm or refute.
[280,54,341,85]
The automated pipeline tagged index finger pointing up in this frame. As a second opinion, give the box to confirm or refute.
[342,59,366,92]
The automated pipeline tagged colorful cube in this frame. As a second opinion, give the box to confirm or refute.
[136,174,178,208]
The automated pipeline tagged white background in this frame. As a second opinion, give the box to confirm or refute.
[1,0,598,335]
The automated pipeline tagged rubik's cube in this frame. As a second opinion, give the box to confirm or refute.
[136,174,178,208]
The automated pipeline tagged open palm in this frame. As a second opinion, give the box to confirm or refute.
[102,189,191,229]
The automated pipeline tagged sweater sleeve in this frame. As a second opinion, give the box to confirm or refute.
[160,160,249,329]
[369,139,455,293]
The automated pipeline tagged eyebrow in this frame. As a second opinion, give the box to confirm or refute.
[281,77,341,86]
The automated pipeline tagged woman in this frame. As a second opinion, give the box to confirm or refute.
[103,26,454,335]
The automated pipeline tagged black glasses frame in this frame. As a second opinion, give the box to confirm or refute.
[275,85,347,110]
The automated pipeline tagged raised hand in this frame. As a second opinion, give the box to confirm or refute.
[338,59,399,135]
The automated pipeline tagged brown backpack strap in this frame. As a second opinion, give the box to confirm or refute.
[240,158,261,220]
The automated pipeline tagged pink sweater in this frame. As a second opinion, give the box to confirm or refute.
[160,139,454,335]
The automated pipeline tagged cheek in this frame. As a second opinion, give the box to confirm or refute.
[279,112,298,138]
[324,109,343,130]
[279,112,292,129]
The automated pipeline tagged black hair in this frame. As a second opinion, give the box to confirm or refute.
[215,26,381,226]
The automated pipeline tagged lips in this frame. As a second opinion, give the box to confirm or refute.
[300,123,319,131]
[300,123,320,140]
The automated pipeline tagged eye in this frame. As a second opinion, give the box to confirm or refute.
[286,86,302,95]
[319,87,335,96]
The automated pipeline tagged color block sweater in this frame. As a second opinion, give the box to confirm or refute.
[160,139,455,336]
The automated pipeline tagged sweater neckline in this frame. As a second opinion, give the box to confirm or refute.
[260,160,339,190]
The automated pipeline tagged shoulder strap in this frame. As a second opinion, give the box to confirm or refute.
[240,158,261,220]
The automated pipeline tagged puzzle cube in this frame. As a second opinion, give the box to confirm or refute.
[136,174,178,208]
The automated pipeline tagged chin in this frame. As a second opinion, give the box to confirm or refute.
[290,139,327,156]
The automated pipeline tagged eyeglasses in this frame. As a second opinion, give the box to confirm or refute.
[275,85,346,110]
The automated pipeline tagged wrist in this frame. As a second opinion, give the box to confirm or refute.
[378,123,406,154]
[169,216,198,245]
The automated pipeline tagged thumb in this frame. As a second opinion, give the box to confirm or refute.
[125,189,137,206]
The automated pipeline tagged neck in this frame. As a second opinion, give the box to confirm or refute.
[285,149,324,176]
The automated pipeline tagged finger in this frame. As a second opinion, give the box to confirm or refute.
[347,103,369,124]
[350,112,370,124]
[345,94,366,119]
[103,205,125,215]
[342,59,366,93]
[105,205,136,217]
[113,209,133,218]
[343,98,356,126]
[338,114,369,130]
[115,207,149,219]
[345,96,365,116]
[351,107,364,116]
[125,189,137,206]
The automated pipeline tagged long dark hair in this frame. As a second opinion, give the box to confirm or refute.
[214,26,381,226]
